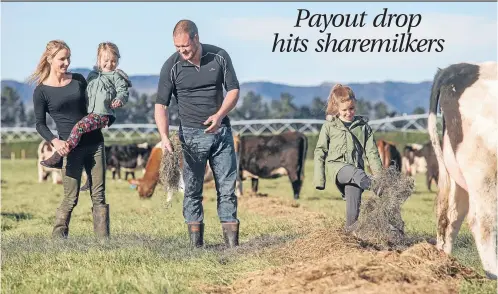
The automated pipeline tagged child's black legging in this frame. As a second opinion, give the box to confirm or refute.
[336,164,372,228]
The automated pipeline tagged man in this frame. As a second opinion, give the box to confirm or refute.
[154,19,241,248]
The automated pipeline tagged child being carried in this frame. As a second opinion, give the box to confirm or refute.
[41,42,132,168]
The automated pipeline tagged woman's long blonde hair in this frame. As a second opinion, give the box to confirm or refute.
[27,40,71,86]
[326,84,357,116]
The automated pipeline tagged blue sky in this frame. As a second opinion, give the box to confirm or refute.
[2,2,497,85]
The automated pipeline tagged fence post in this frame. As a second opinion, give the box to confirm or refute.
[21,149,26,159]
[11,152,15,160]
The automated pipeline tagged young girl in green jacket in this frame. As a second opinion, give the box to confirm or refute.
[314,84,383,229]
[41,42,132,168]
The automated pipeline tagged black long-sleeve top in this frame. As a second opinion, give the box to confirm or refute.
[33,73,104,145]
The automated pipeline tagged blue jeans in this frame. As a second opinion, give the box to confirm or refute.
[179,125,239,224]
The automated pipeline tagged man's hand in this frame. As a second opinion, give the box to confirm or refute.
[203,114,222,134]
[161,137,173,154]
[155,104,172,153]
[110,99,123,109]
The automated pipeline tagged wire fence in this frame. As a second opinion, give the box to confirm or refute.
[1,114,441,143]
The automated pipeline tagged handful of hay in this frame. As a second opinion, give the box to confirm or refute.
[349,165,415,250]
[159,134,183,194]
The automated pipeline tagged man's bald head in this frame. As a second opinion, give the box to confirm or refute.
[173,20,198,40]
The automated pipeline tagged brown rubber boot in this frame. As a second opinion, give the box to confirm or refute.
[222,222,239,248]
[52,209,72,239]
[187,222,204,248]
[40,152,63,169]
[92,204,110,239]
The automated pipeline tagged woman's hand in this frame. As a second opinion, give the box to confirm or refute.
[51,138,70,156]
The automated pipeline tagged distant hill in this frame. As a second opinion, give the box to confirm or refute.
[1,67,433,114]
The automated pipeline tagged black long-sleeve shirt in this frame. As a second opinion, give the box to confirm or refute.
[33,73,104,145]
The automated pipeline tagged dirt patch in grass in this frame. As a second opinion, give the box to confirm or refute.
[238,196,328,229]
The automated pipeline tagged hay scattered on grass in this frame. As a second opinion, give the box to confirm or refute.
[350,165,415,250]
[191,183,485,294]
[159,134,183,194]
[201,231,484,294]
[199,173,485,294]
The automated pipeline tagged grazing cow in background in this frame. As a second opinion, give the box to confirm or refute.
[129,134,243,200]
[419,142,439,192]
[128,142,176,200]
[104,145,121,180]
[129,141,227,201]
[428,61,497,279]
[403,142,439,191]
[80,142,152,192]
[402,143,427,177]
[376,139,402,172]
[237,131,308,200]
[110,142,153,180]
[37,141,62,185]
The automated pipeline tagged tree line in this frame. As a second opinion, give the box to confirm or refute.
[2,86,426,128]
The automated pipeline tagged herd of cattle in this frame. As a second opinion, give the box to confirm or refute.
[35,62,496,279]
[38,132,439,198]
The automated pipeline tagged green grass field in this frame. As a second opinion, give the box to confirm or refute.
[1,159,496,293]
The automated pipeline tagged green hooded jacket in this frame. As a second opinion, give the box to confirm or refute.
[86,67,132,121]
[313,114,383,196]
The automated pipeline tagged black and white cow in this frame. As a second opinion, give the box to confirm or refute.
[37,141,62,185]
[403,142,439,191]
[237,131,308,200]
[428,61,497,279]
[81,142,153,191]
[107,142,152,180]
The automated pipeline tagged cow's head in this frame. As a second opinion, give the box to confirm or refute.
[128,178,157,198]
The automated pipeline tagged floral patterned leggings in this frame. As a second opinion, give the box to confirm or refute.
[67,113,110,150]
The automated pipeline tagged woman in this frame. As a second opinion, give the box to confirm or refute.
[30,40,110,239]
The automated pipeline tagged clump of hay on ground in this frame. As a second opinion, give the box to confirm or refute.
[199,182,484,294]
[201,233,483,294]
[159,134,183,194]
[349,165,415,250]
